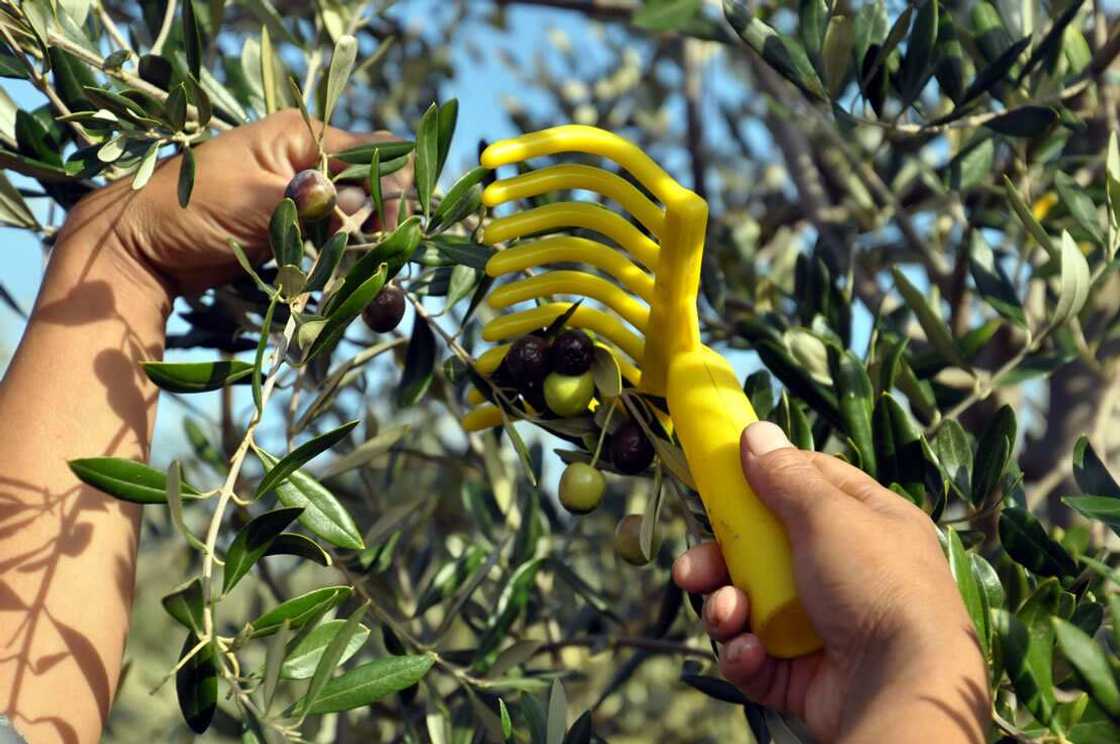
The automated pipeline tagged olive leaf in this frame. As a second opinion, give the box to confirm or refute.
[255,420,359,498]
[142,360,254,393]
[301,654,434,714]
[256,448,365,549]
[68,457,203,504]
[323,34,357,127]
[222,507,304,593]
[281,618,371,680]
[249,586,353,638]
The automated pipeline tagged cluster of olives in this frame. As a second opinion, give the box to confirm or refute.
[490,327,658,564]
[283,169,406,334]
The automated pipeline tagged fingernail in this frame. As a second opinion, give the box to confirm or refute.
[713,589,734,625]
[743,421,793,456]
[725,636,746,663]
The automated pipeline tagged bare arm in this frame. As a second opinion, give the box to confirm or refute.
[0,204,169,744]
[0,111,403,744]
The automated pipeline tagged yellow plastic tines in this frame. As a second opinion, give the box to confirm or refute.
[461,125,821,658]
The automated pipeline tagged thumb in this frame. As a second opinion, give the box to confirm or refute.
[739,422,840,534]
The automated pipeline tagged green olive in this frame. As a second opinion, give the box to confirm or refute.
[558,462,606,514]
[543,371,595,417]
[613,514,652,566]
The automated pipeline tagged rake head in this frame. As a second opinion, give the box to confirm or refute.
[459,125,821,659]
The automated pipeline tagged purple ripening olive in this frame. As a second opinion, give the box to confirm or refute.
[505,334,551,386]
[550,329,594,375]
[285,169,337,221]
[362,285,406,333]
[610,420,654,475]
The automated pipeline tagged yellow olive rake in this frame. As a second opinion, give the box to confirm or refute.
[461,125,821,658]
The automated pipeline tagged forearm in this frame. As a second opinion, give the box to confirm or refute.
[0,217,171,744]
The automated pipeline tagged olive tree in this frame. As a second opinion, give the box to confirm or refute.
[3,0,1120,742]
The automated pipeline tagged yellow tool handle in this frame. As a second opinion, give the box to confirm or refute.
[666,347,822,658]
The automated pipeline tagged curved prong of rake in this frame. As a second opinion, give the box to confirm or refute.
[483,202,659,269]
[482,164,667,239]
[486,271,650,333]
[480,125,696,212]
[485,235,654,302]
[481,302,644,364]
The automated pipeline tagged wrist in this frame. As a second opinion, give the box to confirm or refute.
[54,194,175,322]
[843,628,988,744]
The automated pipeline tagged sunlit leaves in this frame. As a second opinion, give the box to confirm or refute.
[142,360,254,393]
[249,586,352,638]
[257,449,365,550]
[68,457,203,504]
[176,633,217,734]
[302,654,434,714]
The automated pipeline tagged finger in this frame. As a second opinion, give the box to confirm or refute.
[336,185,369,216]
[739,422,845,533]
[672,542,730,594]
[718,633,769,693]
[806,451,900,509]
[703,586,750,642]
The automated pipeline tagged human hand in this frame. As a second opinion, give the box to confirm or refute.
[673,421,989,743]
[61,109,409,298]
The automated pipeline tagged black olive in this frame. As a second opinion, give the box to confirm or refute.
[550,329,594,375]
[610,420,654,474]
[362,285,406,332]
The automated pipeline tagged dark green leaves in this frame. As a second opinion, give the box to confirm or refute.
[176,634,217,734]
[872,392,925,501]
[969,233,1025,326]
[178,147,195,207]
[415,103,439,219]
[634,0,703,31]
[933,419,972,500]
[68,458,202,504]
[222,507,304,593]
[1066,437,1120,536]
[182,0,203,81]
[956,35,1031,111]
[897,0,937,107]
[307,265,388,361]
[332,140,416,165]
[999,507,1078,577]
[723,0,826,101]
[1053,618,1120,718]
[947,527,989,657]
[430,166,486,232]
[142,360,254,393]
[281,618,371,679]
[971,405,1015,507]
[436,98,458,178]
[830,348,875,475]
[985,106,1058,138]
[994,608,1056,729]
[1055,171,1105,247]
[258,449,365,550]
[398,315,436,407]
[255,420,358,498]
[302,655,434,714]
[250,586,352,638]
[306,231,348,293]
[890,267,962,366]
[1073,436,1120,499]
[269,197,302,267]
[162,578,205,635]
